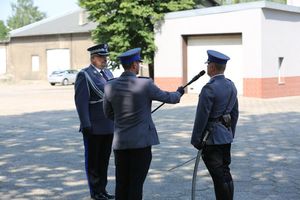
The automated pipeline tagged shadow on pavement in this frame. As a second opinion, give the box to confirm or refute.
[0,106,300,200]
[0,110,91,200]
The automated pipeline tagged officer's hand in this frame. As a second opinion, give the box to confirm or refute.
[176,86,184,96]
[193,143,203,151]
[82,127,92,137]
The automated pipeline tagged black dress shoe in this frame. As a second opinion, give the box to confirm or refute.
[92,193,108,200]
[103,191,115,199]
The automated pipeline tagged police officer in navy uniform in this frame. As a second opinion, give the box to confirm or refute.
[75,44,115,200]
[103,48,184,200]
[191,50,239,200]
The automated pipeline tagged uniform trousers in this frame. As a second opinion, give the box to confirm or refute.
[83,134,113,197]
[202,144,233,200]
[114,146,152,200]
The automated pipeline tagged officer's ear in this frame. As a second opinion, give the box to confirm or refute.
[210,62,217,72]
[132,61,139,69]
[90,54,99,62]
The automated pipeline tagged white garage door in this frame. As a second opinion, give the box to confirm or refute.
[47,49,70,76]
[0,48,6,75]
[187,34,243,95]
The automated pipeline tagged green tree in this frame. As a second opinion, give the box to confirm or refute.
[0,20,9,41]
[7,0,46,30]
[80,0,197,78]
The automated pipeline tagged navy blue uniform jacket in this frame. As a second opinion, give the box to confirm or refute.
[191,74,239,146]
[103,71,182,150]
[75,65,114,135]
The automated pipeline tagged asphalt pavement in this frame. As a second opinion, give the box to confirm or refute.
[0,82,299,200]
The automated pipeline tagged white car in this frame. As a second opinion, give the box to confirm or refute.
[48,70,78,86]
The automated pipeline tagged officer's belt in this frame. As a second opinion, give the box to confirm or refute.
[208,117,223,123]
[208,115,232,129]
[208,117,228,127]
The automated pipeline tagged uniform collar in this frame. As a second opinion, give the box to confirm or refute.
[209,74,225,83]
[91,64,105,73]
[121,71,136,77]
[210,74,224,80]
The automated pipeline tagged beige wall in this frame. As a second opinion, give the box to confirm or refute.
[8,33,94,81]
[0,43,8,75]
[71,33,94,70]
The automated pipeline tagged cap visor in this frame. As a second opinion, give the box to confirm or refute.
[97,53,109,56]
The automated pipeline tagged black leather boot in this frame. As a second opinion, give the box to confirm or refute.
[228,181,234,200]
[222,181,234,200]
[213,181,234,200]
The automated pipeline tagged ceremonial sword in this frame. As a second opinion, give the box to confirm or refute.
[167,129,211,200]
[150,70,207,199]
[191,129,211,200]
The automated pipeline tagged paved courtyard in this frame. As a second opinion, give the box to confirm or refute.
[0,82,299,200]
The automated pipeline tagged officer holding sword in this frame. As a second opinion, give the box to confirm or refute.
[191,50,239,200]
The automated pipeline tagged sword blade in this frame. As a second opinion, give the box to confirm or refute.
[191,150,202,200]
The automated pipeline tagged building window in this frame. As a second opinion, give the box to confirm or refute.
[278,57,285,84]
[32,55,40,72]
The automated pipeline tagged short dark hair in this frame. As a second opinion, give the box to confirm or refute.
[122,62,133,70]
[215,63,226,72]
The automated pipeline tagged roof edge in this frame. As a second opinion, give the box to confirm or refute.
[9,30,92,38]
[165,1,300,19]
[9,8,84,37]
